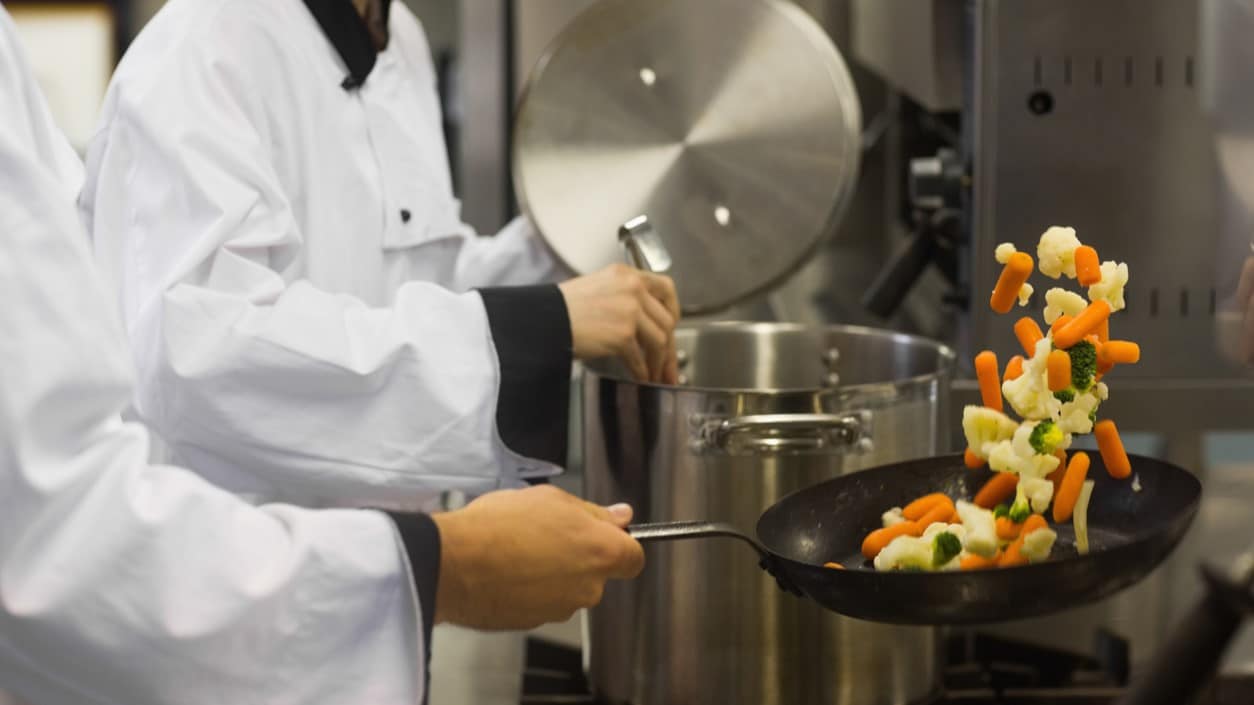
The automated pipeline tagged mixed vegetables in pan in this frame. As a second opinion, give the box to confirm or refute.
[859,227,1139,572]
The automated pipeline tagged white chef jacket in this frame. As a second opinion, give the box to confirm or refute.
[81,0,574,509]
[0,12,436,703]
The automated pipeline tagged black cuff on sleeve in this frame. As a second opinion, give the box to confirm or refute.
[477,285,573,468]
[386,512,440,704]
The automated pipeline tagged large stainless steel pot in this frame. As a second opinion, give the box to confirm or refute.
[583,322,955,705]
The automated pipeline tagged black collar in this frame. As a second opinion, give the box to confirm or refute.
[301,0,388,90]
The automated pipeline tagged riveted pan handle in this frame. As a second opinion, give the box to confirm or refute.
[627,521,803,596]
[696,412,872,456]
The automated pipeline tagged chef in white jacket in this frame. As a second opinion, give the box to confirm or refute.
[81,0,680,508]
[0,11,645,704]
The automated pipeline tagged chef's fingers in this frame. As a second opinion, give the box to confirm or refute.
[662,339,680,385]
[640,293,678,384]
[619,338,649,382]
[581,501,634,528]
[640,272,680,321]
[636,310,669,382]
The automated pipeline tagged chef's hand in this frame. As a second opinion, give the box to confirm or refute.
[1236,256,1254,365]
[558,264,681,384]
[431,485,645,631]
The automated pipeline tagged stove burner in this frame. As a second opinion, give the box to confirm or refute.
[518,632,1254,705]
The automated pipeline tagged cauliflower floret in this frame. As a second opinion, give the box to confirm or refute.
[1002,337,1062,421]
[962,406,1019,458]
[1058,389,1102,435]
[1018,282,1035,307]
[1021,476,1056,513]
[989,439,1060,479]
[874,530,964,572]
[1021,527,1059,564]
[1043,287,1088,325]
[955,501,998,558]
[1036,226,1082,279]
[995,242,1017,264]
[1088,260,1129,311]
[882,507,907,528]
[1094,382,1109,401]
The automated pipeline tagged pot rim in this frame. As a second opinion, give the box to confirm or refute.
[584,321,957,395]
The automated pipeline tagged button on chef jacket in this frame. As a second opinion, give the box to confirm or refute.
[81,0,574,509]
[0,10,442,703]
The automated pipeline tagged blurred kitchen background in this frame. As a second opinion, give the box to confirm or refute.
[10,0,1254,702]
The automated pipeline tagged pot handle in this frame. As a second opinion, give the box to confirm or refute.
[699,412,871,455]
[626,521,803,596]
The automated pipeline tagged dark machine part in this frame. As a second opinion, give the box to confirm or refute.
[628,453,1201,625]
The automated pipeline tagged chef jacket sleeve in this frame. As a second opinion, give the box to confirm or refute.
[80,21,570,508]
[0,120,432,705]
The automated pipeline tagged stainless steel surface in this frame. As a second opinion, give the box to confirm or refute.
[850,0,964,112]
[583,322,953,705]
[618,216,673,273]
[457,0,510,233]
[513,0,862,314]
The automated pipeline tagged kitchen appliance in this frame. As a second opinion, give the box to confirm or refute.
[582,323,953,705]
[626,453,1202,625]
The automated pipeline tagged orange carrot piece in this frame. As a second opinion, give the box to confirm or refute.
[1004,355,1025,381]
[1075,246,1102,286]
[1097,318,1110,343]
[996,516,1023,541]
[964,447,986,469]
[1014,318,1045,356]
[1095,420,1132,479]
[960,552,1001,570]
[975,350,1003,412]
[902,493,951,521]
[823,562,845,570]
[1052,451,1092,522]
[991,253,1034,314]
[1100,340,1141,365]
[1054,300,1113,349]
[1050,314,1073,338]
[973,472,1019,509]
[999,538,1028,567]
[917,501,955,528]
[1021,514,1050,536]
[861,522,917,559]
[1047,350,1071,392]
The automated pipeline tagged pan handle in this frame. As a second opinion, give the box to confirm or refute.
[697,412,871,456]
[626,521,804,597]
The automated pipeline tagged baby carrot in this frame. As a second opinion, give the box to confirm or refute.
[862,522,917,559]
[823,562,845,570]
[999,537,1028,567]
[960,552,1001,570]
[991,252,1034,314]
[975,350,1003,412]
[902,492,951,521]
[1052,451,1092,522]
[1050,314,1073,338]
[1075,246,1102,286]
[1095,420,1132,479]
[917,501,955,527]
[1004,355,1025,381]
[996,516,1023,540]
[1014,317,1044,356]
[965,447,986,469]
[1054,300,1113,349]
[1047,350,1072,392]
[1099,340,1140,365]
[973,472,1019,509]
[1097,318,1110,343]
[1021,514,1050,536]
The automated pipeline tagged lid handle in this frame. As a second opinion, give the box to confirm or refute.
[618,216,673,274]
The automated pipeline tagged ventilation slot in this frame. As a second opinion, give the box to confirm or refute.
[1125,57,1134,85]
[1186,56,1195,87]
[1034,56,1043,87]
[1155,57,1164,87]
[1209,288,1217,316]
[1180,289,1189,317]
[1095,58,1104,86]
[1064,57,1073,86]
[1149,288,1159,318]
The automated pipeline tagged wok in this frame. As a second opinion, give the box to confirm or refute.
[629,453,1201,624]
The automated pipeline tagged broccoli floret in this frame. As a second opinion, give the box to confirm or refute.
[933,532,963,567]
[1067,340,1097,392]
[1053,388,1076,403]
[1008,492,1032,523]
[1089,408,1098,425]
[993,503,1010,519]
[1028,420,1064,455]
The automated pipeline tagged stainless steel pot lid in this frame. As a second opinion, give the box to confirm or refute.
[513,0,862,314]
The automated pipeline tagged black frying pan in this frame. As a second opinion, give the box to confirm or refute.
[629,453,1201,625]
